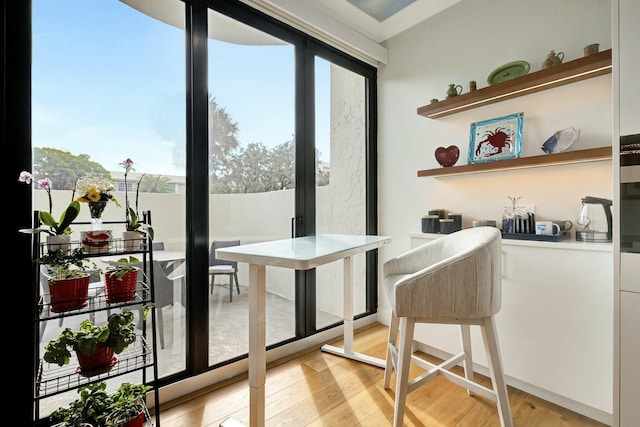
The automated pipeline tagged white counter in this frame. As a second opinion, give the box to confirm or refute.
[409,231,613,252]
[403,232,613,425]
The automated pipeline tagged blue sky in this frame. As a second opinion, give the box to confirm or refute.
[32,0,329,177]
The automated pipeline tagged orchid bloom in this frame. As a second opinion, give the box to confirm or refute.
[121,158,134,176]
[38,178,52,190]
[19,171,33,184]
[37,178,54,213]
[19,171,53,213]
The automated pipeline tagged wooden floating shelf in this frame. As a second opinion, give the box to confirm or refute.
[417,147,612,177]
[418,49,612,119]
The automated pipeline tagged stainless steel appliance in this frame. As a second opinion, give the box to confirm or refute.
[620,134,640,253]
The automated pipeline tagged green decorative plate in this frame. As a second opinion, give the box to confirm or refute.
[487,61,530,85]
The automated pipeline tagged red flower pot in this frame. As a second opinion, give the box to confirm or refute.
[104,270,138,303]
[74,342,116,377]
[49,275,90,313]
[122,412,145,427]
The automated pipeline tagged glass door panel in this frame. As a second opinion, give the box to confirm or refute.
[314,58,368,330]
[32,0,187,417]
[207,10,296,365]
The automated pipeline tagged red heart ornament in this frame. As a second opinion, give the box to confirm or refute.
[435,145,460,167]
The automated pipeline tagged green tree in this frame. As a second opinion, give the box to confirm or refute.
[266,140,295,191]
[139,174,173,193]
[209,95,240,180]
[34,147,111,190]
[205,97,332,194]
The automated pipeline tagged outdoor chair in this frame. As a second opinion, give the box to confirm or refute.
[134,259,185,349]
[382,227,512,427]
[209,240,241,302]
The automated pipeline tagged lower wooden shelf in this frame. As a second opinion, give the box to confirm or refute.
[417,146,611,177]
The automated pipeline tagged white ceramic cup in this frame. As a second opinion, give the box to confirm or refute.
[536,221,561,236]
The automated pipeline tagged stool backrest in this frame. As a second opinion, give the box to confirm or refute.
[384,227,502,321]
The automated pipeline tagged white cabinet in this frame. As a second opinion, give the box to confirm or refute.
[618,256,640,427]
[615,0,640,425]
[619,0,640,135]
[620,291,640,426]
[620,253,640,293]
[409,233,613,423]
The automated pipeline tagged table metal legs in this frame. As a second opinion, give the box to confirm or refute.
[320,256,386,368]
[221,255,385,427]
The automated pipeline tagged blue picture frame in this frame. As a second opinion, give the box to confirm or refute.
[468,112,523,164]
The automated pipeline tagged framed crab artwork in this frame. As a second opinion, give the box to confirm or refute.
[468,112,523,163]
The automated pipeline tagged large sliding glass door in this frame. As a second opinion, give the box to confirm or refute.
[204,4,376,367]
[25,0,377,421]
[207,9,297,365]
[31,0,187,418]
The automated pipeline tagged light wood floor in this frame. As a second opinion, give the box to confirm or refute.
[156,323,607,426]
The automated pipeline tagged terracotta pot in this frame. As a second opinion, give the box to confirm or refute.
[74,342,115,377]
[104,269,138,303]
[122,412,145,427]
[49,275,90,313]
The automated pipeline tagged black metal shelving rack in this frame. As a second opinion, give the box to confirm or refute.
[31,210,161,426]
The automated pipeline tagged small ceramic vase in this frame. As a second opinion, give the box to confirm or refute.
[445,84,462,99]
[541,50,564,69]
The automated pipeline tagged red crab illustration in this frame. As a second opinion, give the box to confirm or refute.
[475,127,512,157]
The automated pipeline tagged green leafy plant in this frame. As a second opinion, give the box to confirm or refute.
[43,311,136,367]
[32,200,81,236]
[50,381,112,427]
[50,381,152,427]
[125,207,154,240]
[36,247,99,282]
[105,382,152,426]
[104,255,142,280]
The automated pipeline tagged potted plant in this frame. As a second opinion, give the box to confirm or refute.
[37,248,99,313]
[120,159,154,251]
[104,382,153,427]
[18,170,82,253]
[103,256,143,303]
[50,381,152,427]
[43,311,136,376]
[50,381,112,427]
[123,207,154,251]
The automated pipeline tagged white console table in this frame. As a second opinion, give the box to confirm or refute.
[216,234,391,427]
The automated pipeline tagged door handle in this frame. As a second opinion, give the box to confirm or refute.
[291,217,302,238]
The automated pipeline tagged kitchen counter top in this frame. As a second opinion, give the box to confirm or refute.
[409,231,613,252]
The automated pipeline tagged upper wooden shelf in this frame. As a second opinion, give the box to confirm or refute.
[417,49,612,119]
[417,147,612,177]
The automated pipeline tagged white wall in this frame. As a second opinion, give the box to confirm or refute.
[377,0,612,288]
[376,0,613,421]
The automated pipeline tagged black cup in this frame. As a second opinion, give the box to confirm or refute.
[428,209,446,219]
[422,215,440,234]
[448,213,462,231]
[439,219,455,234]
